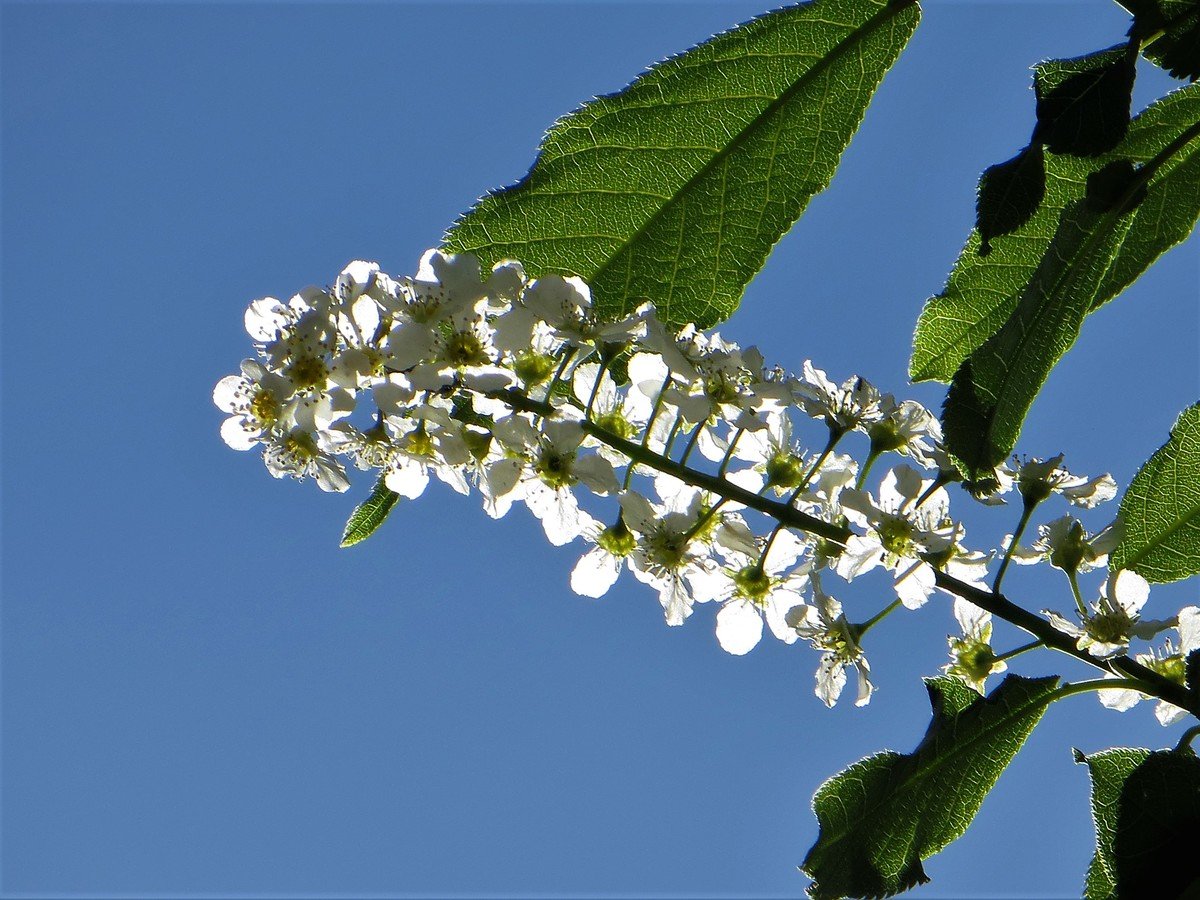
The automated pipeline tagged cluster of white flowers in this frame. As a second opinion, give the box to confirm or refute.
[215,250,1187,720]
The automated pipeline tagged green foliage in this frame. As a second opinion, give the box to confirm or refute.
[801,675,1059,899]
[975,145,1045,255]
[1122,0,1200,82]
[444,0,919,328]
[1111,401,1200,582]
[911,83,1200,386]
[1076,747,1200,899]
[340,476,400,548]
[919,85,1200,479]
[1033,45,1137,157]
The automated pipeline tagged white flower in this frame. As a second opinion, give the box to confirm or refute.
[496,418,614,547]
[1045,570,1164,659]
[521,274,643,348]
[1007,515,1120,574]
[570,518,639,598]
[1099,606,1200,725]
[837,465,955,609]
[726,411,808,495]
[867,395,941,466]
[381,415,470,500]
[262,427,349,493]
[571,362,650,465]
[943,598,1006,693]
[619,489,716,626]
[213,359,293,450]
[794,361,882,435]
[1007,454,1117,508]
[790,578,873,707]
[690,530,810,655]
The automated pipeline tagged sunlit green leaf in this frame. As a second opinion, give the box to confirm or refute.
[340,476,399,548]
[444,0,920,328]
[1111,401,1200,582]
[1077,747,1200,899]
[802,675,1059,900]
[911,83,1200,385]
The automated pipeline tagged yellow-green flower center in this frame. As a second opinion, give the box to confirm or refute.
[536,448,575,489]
[285,356,329,391]
[445,331,489,368]
[765,452,805,489]
[249,388,279,425]
[513,351,557,386]
[878,516,915,557]
[597,522,637,558]
[284,430,318,460]
[733,565,771,605]
[595,410,636,440]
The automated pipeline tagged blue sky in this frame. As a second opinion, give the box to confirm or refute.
[2,2,1197,898]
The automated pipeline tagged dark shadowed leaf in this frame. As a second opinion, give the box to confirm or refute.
[1122,0,1200,82]
[977,144,1046,255]
[340,476,400,548]
[444,0,920,328]
[1034,44,1137,156]
[1077,747,1200,899]
[911,84,1200,399]
[1085,158,1148,212]
[802,675,1059,900]
[1111,401,1200,582]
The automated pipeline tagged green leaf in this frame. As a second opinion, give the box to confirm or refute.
[801,675,1059,900]
[444,0,920,328]
[1121,0,1200,82]
[911,83,1200,385]
[340,476,400,548]
[976,144,1046,255]
[1033,44,1137,157]
[1077,747,1200,899]
[941,198,1134,477]
[1111,401,1200,582]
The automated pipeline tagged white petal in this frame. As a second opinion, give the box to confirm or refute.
[244,297,287,340]
[1178,606,1200,653]
[815,656,846,708]
[659,577,693,626]
[765,591,805,643]
[953,596,991,635]
[571,547,623,598]
[574,453,619,495]
[835,535,884,581]
[314,457,350,493]
[385,459,429,499]
[1155,701,1188,727]
[528,485,584,546]
[715,601,763,655]
[893,559,936,610]
[1110,569,1150,615]
[852,658,874,707]
[213,375,246,413]
[220,416,258,450]
[1098,684,1143,712]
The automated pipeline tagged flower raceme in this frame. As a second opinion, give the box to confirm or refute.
[217,249,1168,714]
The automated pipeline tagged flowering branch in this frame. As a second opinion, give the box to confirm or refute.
[215,249,1198,721]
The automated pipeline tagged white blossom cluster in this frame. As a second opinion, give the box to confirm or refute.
[214,250,1190,718]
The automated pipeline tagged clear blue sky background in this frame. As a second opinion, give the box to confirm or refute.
[3,2,1197,897]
